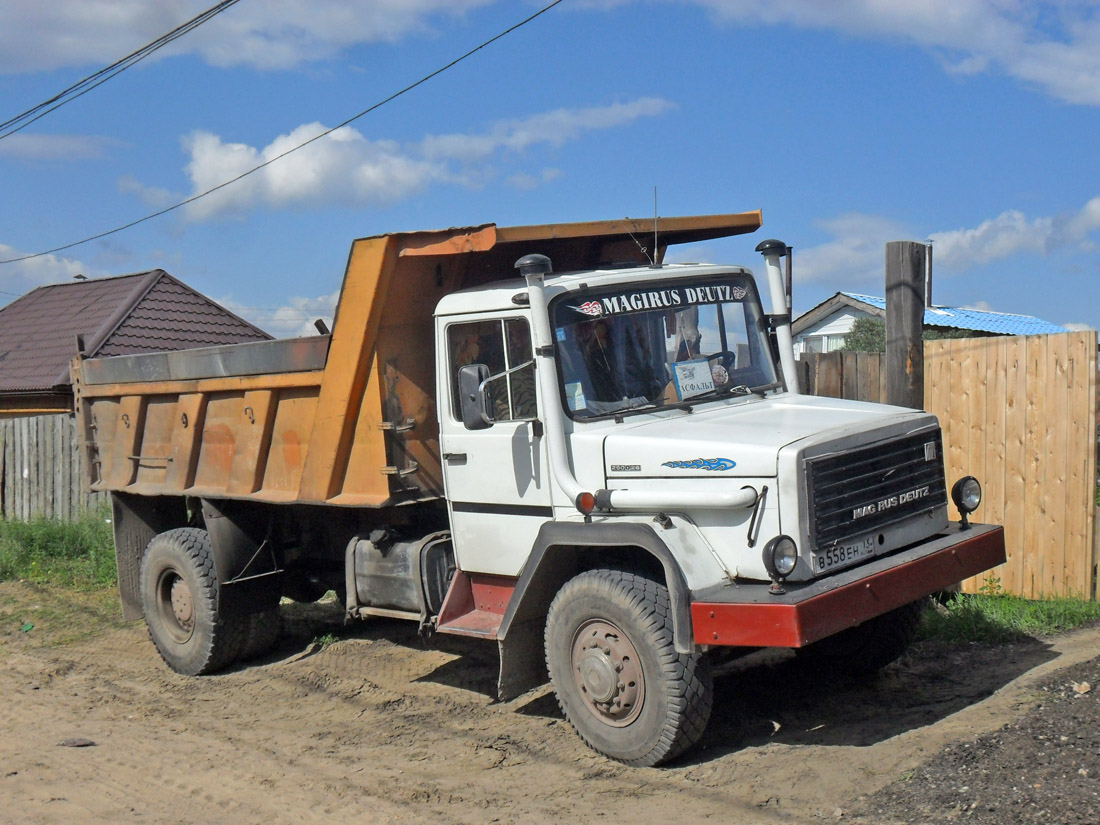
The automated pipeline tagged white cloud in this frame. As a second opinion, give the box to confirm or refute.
[1063,321,1097,332]
[0,133,119,161]
[118,174,177,209]
[796,195,1100,286]
[134,100,671,221]
[794,213,912,284]
[180,123,446,221]
[0,243,92,297]
[506,168,562,190]
[419,98,676,161]
[929,210,1051,268]
[682,0,1100,106]
[0,1,495,73]
[218,291,340,339]
[4,2,1099,107]
[931,196,1100,269]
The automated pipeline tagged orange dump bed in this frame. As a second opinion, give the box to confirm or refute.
[73,213,762,507]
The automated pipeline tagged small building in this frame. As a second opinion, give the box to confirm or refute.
[0,269,270,415]
[0,270,270,520]
[792,292,1067,356]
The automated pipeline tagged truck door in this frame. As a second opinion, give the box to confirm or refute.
[438,315,551,577]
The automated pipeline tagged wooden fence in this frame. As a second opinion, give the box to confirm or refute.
[801,331,1099,599]
[0,414,107,521]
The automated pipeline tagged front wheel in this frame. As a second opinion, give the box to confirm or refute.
[139,528,245,676]
[545,569,713,767]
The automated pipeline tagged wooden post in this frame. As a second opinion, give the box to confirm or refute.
[885,241,926,409]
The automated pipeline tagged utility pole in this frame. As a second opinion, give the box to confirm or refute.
[885,241,926,409]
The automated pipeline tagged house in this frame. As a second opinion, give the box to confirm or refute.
[792,292,1067,356]
[0,269,271,415]
[0,270,271,520]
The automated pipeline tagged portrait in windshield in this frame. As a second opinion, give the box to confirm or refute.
[552,276,779,419]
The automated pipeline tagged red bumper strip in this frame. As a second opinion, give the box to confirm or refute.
[692,525,1006,648]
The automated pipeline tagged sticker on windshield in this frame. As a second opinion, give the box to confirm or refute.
[565,382,586,411]
[572,301,605,317]
[568,283,748,319]
[672,359,715,400]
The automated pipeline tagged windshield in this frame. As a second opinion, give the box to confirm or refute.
[552,274,780,420]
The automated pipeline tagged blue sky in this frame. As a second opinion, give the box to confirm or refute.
[1,0,1098,336]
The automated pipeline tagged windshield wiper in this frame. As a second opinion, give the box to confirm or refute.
[683,380,782,404]
[747,380,784,396]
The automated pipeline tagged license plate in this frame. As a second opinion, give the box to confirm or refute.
[813,534,875,573]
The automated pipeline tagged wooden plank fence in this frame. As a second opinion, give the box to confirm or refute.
[0,414,108,521]
[801,331,1099,599]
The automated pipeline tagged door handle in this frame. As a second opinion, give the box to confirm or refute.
[443,452,467,462]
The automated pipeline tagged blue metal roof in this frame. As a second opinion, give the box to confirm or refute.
[842,293,1067,336]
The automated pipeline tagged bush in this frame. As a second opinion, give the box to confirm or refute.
[0,508,115,590]
[839,317,886,353]
[839,318,993,353]
[919,590,1100,644]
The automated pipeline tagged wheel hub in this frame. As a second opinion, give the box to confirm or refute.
[571,619,644,727]
[169,576,195,631]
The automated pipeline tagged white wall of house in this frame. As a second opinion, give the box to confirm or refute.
[793,308,878,356]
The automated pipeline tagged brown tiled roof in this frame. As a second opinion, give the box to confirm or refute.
[0,270,270,394]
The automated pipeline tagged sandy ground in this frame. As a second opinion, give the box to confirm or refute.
[1,580,1098,825]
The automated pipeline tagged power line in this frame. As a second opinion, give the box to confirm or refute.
[0,0,241,140]
[0,0,564,267]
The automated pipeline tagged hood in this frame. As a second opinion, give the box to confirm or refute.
[600,394,929,478]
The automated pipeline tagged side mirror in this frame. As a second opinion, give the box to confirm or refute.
[458,363,492,430]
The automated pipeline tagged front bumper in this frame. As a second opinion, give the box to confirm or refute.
[691,522,1005,648]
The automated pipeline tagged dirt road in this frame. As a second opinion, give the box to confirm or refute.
[1,581,1097,825]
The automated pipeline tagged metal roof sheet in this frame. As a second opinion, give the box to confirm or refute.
[0,270,270,393]
[840,293,1067,336]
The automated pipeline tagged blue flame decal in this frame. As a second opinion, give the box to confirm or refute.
[662,458,736,472]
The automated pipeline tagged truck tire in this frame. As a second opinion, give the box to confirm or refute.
[139,528,246,676]
[544,569,713,767]
[239,607,282,661]
[797,597,927,676]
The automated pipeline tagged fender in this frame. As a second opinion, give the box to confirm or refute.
[200,498,283,615]
[495,520,694,701]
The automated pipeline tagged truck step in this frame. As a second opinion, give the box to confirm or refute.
[434,570,517,640]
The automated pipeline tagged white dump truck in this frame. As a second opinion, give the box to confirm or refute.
[73,212,1005,766]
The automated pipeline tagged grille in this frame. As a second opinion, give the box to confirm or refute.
[807,430,947,549]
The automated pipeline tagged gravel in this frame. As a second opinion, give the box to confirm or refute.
[858,654,1100,824]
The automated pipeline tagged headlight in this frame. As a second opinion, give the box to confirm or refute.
[951,476,982,529]
[952,476,982,513]
[763,535,798,584]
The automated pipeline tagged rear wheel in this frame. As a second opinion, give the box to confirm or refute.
[545,569,712,767]
[139,528,245,675]
[797,598,927,676]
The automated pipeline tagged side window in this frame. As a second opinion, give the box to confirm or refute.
[504,318,536,419]
[447,318,536,425]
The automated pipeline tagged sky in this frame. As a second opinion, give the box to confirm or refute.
[1,0,1099,338]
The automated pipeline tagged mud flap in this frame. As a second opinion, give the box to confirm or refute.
[497,618,547,702]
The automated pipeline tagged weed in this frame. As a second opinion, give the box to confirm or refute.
[920,592,1100,644]
[313,633,339,649]
[0,507,115,590]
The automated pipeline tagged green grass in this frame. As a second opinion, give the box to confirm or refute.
[0,507,116,590]
[920,591,1100,644]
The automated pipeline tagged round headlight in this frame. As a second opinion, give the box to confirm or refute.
[763,535,798,580]
[951,476,982,514]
